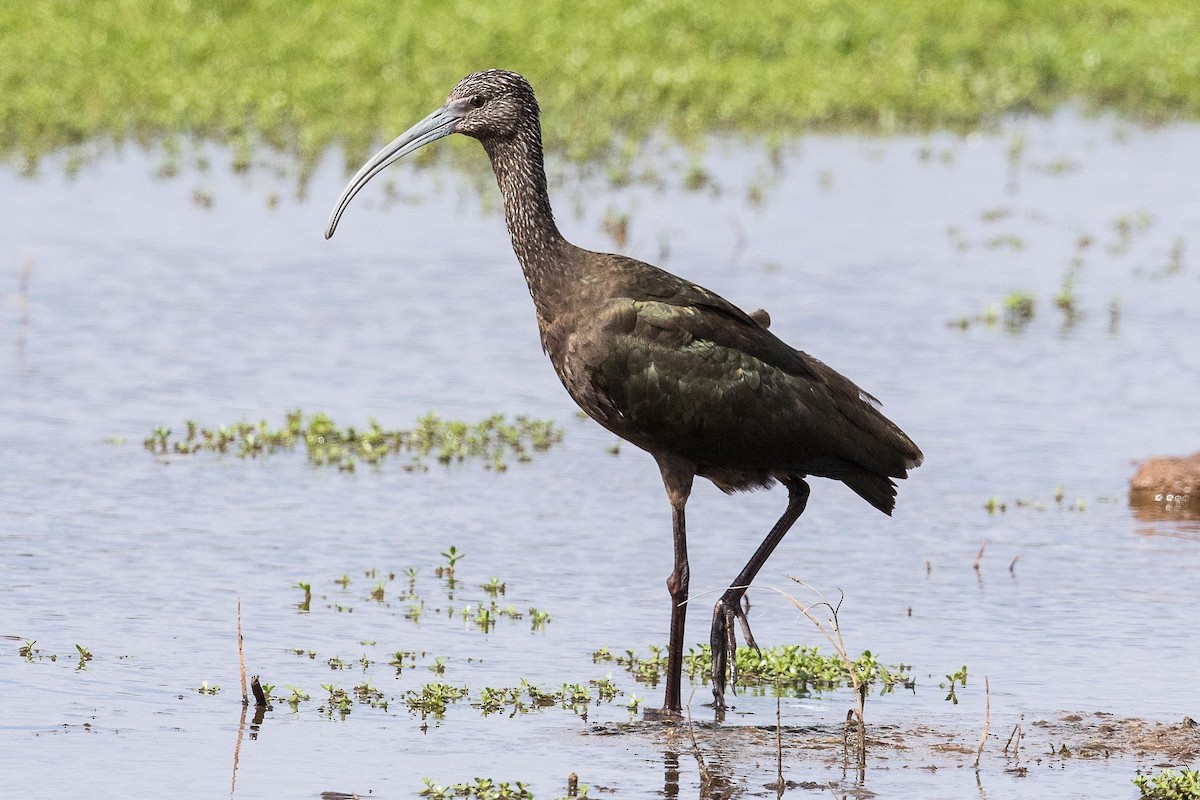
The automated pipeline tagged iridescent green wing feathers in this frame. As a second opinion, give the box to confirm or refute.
[582,259,922,506]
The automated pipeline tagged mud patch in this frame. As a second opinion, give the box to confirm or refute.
[587,712,1200,797]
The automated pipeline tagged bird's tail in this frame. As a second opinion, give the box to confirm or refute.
[840,471,901,516]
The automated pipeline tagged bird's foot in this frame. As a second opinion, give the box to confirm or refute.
[710,593,759,709]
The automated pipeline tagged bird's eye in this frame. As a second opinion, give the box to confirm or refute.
[469,95,485,109]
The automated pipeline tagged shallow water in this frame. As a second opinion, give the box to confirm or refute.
[2,113,1198,798]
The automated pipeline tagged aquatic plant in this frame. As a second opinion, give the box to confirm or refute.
[941,665,969,704]
[598,643,913,696]
[1002,292,1035,329]
[419,777,533,800]
[529,608,552,632]
[985,487,1090,514]
[295,581,312,612]
[388,650,418,675]
[353,680,388,710]
[144,411,563,472]
[320,684,354,718]
[949,291,1035,331]
[406,682,470,719]
[1134,769,1200,800]
[74,644,93,670]
[369,581,386,602]
[473,678,622,718]
[284,686,310,710]
[440,546,466,576]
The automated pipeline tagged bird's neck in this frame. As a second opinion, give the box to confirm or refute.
[482,131,578,322]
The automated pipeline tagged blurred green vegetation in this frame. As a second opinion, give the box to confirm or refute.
[3,0,1200,176]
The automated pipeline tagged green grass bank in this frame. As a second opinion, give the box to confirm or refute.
[3,0,1199,173]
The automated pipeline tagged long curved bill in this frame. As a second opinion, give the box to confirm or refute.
[325,103,465,239]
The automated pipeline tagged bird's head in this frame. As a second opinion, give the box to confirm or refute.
[447,69,539,140]
[325,69,537,239]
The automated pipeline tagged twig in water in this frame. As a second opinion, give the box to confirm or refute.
[237,598,248,706]
[973,541,987,573]
[685,685,712,788]
[975,676,991,768]
[1008,556,1019,576]
[777,579,866,764]
[1003,723,1023,762]
[775,693,784,797]
[843,708,858,753]
[250,676,267,707]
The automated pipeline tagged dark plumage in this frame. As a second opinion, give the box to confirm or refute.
[326,69,922,716]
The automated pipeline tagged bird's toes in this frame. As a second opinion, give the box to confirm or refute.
[709,605,731,703]
[710,598,745,705]
[732,599,760,652]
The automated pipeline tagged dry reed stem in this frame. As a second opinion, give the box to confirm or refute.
[774,579,867,763]
[237,598,247,706]
[775,693,784,796]
[975,676,991,768]
[684,686,712,788]
[1003,723,1023,761]
[973,541,987,572]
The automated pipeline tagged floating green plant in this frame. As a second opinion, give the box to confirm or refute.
[74,644,93,670]
[320,684,354,719]
[529,608,552,632]
[389,650,418,675]
[1134,769,1200,800]
[353,680,388,710]
[285,686,310,710]
[295,581,312,612]
[949,291,1035,331]
[473,678,622,718]
[419,777,533,800]
[406,682,470,719]
[145,411,563,472]
[597,643,913,696]
[440,546,466,576]
[984,487,1089,514]
[1003,292,1035,329]
[941,664,969,704]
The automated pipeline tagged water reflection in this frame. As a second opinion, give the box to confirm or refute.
[229,702,266,797]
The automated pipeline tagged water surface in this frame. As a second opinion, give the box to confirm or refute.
[2,113,1198,798]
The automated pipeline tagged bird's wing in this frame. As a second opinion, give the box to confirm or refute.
[570,286,920,484]
[603,255,881,407]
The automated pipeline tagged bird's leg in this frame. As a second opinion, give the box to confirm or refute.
[662,499,689,715]
[655,456,695,717]
[711,478,810,709]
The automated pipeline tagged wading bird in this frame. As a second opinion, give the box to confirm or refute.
[325,70,922,716]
